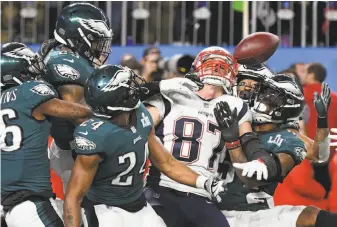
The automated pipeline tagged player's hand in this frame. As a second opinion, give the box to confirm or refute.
[233,159,268,181]
[185,71,204,90]
[329,128,337,151]
[204,177,226,203]
[214,101,239,143]
[314,82,331,118]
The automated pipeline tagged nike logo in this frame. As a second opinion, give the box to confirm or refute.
[63,59,74,63]
[133,136,142,144]
[79,131,88,136]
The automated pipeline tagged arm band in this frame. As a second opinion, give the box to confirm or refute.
[317,117,328,129]
[240,132,283,182]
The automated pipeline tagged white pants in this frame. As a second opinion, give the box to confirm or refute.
[5,198,63,227]
[84,203,166,227]
[49,140,74,193]
[222,205,306,227]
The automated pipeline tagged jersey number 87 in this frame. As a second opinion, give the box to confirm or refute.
[171,117,225,169]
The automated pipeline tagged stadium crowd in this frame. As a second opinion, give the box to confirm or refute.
[1,2,337,227]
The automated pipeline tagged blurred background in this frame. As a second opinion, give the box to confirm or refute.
[1,1,337,90]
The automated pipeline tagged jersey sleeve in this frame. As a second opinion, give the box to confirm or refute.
[44,52,91,88]
[143,94,166,122]
[225,96,252,125]
[22,81,58,112]
[73,119,106,155]
[275,132,307,165]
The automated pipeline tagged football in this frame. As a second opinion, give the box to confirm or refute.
[234,32,280,65]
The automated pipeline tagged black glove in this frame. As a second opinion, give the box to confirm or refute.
[139,81,160,101]
[214,101,239,143]
[185,71,204,90]
[38,39,59,58]
[314,82,331,128]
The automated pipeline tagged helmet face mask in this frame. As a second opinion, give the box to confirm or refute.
[253,86,286,117]
[235,63,275,105]
[236,78,261,106]
[192,47,238,93]
[89,38,112,66]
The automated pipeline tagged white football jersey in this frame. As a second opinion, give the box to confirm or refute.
[145,78,252,198]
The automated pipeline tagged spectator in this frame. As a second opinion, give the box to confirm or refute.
[289,62,307,85]
[160,54,194,79]
[303,63,337,140]
[274,63,337,212]
[140,46,163,82]
[279,68,308,136]
[120,54,142,75]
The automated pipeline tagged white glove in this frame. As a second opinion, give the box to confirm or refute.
[160,77,201,93]
[329,128,337,151]
[233,159,268,181]
[196,176,225,202]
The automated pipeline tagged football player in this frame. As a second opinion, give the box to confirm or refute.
[64,65,227,227]
[1,43,92,227]
[40,3,113,193]
[217,72,337,227]
[143,47,281,227]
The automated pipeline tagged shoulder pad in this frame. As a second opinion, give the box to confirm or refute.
[159,78,195,97]
[267,130,306,164]
[44,50,93,88]
[21,80,57,111]
[73,118,109,155]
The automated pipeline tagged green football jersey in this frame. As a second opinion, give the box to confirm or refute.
[73,103,153,206]
[43,47,94,149]
[1,81,57,198]
[219,128,306,211]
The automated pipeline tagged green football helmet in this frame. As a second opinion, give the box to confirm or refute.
[1,42,45,90]
[85,65,146,118]
[54,3,113,67]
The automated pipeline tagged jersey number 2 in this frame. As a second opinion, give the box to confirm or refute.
[1,108,23,152]
[111,142,149,186]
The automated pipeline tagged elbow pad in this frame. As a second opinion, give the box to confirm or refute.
[240,132,283,182]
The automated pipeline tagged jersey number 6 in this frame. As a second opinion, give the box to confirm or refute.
[1,108,23,152]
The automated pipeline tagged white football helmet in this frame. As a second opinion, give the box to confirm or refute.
[191,46,238,94]
[234,63,275,103]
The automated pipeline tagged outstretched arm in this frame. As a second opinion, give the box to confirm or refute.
[64,155,100,227]
[148,127,200,187]
[148,127,225,201]
[310,83,331,163]
[32,98,92,122]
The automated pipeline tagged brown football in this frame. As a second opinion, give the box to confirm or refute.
[234,32,280,65]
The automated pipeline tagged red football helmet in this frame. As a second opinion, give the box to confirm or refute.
[192,46,238,94]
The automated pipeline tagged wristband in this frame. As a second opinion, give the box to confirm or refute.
[196,175,208,189]
[317,117,328,129]
[225,140,241,150]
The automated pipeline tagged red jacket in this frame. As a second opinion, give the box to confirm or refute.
[274,83,337,211]
[274,153,337,212]
[303,83,337,141]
